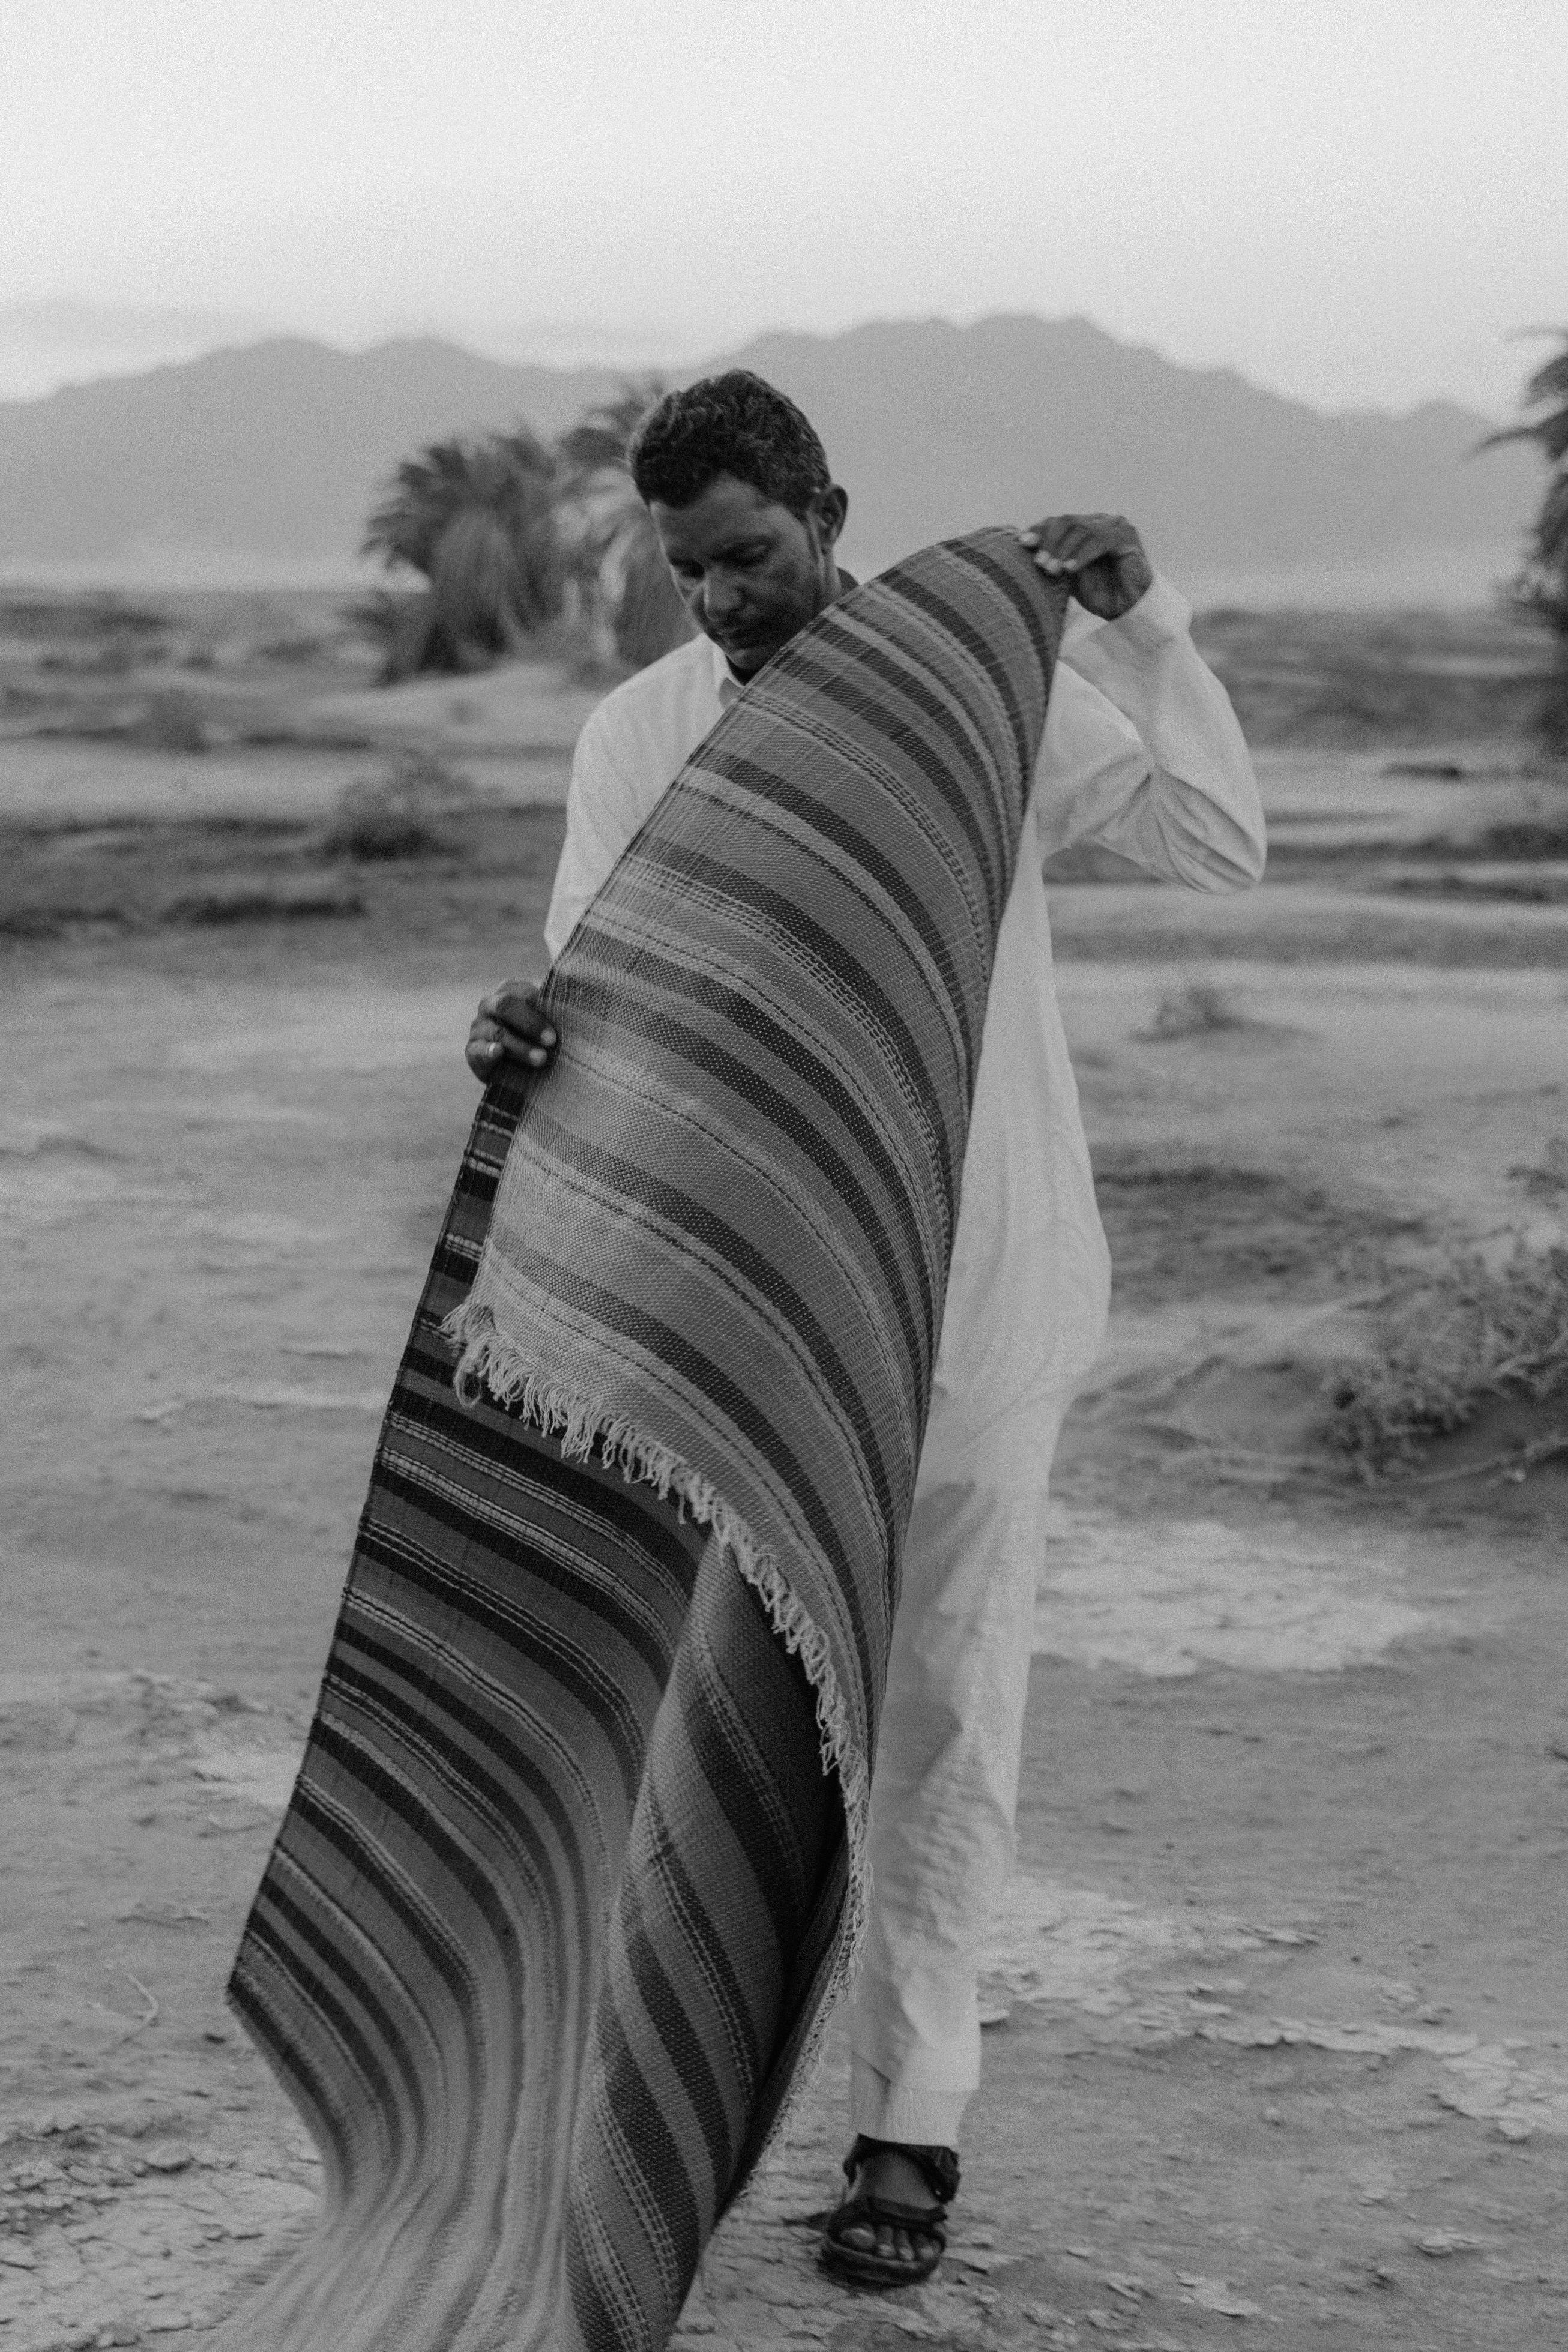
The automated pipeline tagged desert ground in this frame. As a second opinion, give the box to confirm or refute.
[2,589,1567,2351]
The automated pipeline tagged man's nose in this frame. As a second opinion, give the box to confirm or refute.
[702,572,744,624]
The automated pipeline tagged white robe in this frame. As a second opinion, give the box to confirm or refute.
[543,567,1266,2138]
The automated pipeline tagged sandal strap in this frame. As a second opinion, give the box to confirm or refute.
[843,2134,961,2207]
[829,2189,948,2245]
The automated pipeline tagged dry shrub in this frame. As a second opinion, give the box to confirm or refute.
[256,632,333,666]
[1318,1246,1568,1469]
[324,801,444,861]
[1138,979,1250,1040]
[322,752,475,861]
[161,879,364,926]
[1511,1136,1568,1200]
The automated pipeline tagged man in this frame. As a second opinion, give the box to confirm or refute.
[466,372,1265,2285]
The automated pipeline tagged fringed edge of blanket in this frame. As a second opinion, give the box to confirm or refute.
[442,1297,870,2144]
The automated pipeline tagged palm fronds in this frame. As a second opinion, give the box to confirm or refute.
[555,379,694,669]
[361,427,562,679]
[556,383,664,486]
[1477,335,1568,470]
[357,385,692,683]
[1478,330,1568,750]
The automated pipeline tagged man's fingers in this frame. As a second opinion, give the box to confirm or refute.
[466,1005,559,1087]
[1046,527,1112,570]
[469,1017,553,1066]
[1024,512,1136,573]
[466,976,564,1085]
[465,1038,551,1082]
[476,982,556,1048]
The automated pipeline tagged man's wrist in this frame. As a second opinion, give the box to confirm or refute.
[1105,571,1191,653]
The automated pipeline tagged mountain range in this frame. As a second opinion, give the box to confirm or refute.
[0,314,1542,603]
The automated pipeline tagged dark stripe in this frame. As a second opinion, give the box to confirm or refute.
[354,1474,655,1799]
[764,639,1009,935]
[799,564,1028,771]
[685,746,982,1075]
[383,1360,705,1612]
[563,2199,645,2352]
[680,1654,807,1973]
[561,955,935,1391]
[370,1422,690,1696]
[525,1104,898,1539]
[227,1967,355,2185]
[244,1903,406,2172]
[285,1776,498,2070]
[947,534,1061,679]
[889,565,1040,781]
[728,1836,848,2203]
[618,1867,737,2195]
[304,1718,525,1983]
[478,1247,879,1689]
[590,1997,702,2284]
[327,1629,586,1948]
[640,1781,768,2093]
[629,834,962,1215]
[253,1873,429,2146]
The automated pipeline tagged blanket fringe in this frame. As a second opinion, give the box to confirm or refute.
[442,1298,870,2144]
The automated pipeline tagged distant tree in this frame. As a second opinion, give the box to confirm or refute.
[1479,331,1568,755]
[359,428,562,680]
[556,381,694,670]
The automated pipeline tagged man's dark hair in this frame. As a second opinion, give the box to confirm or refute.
[628,371,831,518]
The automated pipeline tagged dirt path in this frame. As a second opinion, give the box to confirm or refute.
[2,894,1566,2350]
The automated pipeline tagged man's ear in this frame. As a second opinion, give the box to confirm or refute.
[812,483,849,547]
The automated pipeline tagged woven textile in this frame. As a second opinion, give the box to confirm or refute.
[221,530,1064,2352]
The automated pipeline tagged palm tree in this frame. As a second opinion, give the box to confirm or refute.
[360,428,562,679]
[556,381,693,670]
[1480,332,1568,753]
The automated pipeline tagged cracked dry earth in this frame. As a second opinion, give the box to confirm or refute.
[4,882,1568,2350]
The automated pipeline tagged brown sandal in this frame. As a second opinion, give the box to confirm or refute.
[819,2136,961,2289]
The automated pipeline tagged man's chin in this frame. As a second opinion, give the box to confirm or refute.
[710,631,776,676]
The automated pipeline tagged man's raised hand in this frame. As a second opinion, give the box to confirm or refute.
[465,980,558,1084]
[1019,513,1153,622]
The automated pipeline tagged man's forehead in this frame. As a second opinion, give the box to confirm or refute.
[650,475,792,556]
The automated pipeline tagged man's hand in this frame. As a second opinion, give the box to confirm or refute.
[1020,514,1153,622]
[465,979,558,1084]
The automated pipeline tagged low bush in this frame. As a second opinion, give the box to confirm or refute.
[1138,979,1250,1040]
[1318,1246,1568,1469]
[321,752,475,861]
[1510,1136,1568,1200]
[160,880,364,926]
[324,804,445,861]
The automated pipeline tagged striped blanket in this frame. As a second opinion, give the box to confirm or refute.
[221,530,1066,2352]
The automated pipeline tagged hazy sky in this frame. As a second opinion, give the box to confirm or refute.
[5,0,1562,415]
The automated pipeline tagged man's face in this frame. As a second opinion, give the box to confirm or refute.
[648,474,847,677]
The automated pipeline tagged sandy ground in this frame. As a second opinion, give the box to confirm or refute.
[4,725,1568,2350]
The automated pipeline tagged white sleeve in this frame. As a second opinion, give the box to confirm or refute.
[1034,573,1267,891]
[543,710,662,963]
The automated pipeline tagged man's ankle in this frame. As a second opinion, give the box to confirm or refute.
[845,2137,961,2206]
